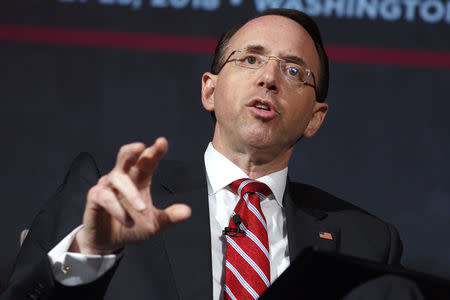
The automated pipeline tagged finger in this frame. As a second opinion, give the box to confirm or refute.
[116,143,146,173]
[107,170,147,211]
[133,137,168,185]
[92,186,133,227]
[156,203,191,231]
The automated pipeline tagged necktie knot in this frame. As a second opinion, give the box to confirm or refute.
[229,178,272,199]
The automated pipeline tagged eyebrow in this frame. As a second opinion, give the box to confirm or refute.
[244,45,266,53]
[243,44,307,67]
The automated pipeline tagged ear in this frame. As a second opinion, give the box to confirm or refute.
[201,72,217,112]
[303,102,328,138]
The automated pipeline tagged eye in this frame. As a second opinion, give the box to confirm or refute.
[236,54,262,69]
[287,67,299,77]
[284,64,307,82]
[244,55,257,64]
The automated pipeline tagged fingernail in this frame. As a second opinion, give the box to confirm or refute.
[134,197,146,211]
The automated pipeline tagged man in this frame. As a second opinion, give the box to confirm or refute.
[3,8,402,300]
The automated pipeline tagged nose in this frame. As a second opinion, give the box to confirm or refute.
[256,58,281,92]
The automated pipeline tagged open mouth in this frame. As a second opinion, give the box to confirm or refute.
[247,99,278,120]
[255,103,270,111]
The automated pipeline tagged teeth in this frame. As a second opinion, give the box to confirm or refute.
[255,104,269,111]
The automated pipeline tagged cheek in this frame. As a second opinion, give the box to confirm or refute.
[214,76,243,114]
[285,101,314,132]
[291,83,316,99]
[213,87,236,121]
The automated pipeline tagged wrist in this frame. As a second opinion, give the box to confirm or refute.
[69,228,123,255]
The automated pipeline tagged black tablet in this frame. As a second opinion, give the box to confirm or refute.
[260,247,450,299]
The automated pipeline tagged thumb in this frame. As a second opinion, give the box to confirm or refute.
[158,204,192,230]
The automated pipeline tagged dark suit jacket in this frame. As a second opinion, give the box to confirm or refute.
[2,153,402,300]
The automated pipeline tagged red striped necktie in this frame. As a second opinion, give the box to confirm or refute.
[224,179,272,300]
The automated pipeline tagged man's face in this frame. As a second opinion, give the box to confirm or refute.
[202,15,328,159]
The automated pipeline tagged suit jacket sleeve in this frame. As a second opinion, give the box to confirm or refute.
[1,153,116,300]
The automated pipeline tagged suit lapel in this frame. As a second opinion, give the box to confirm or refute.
[284,179,339,260]
[159,160,213,300]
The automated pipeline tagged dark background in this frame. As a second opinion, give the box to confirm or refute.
[1,0,449,290]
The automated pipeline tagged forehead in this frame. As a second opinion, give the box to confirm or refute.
[227,15,319,71]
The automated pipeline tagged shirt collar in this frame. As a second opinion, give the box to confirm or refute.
[204,142,287,207]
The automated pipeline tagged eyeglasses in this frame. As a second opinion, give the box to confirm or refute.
[219,50,318,97]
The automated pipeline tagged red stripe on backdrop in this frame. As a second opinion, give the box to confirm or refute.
[0,24,217,53]
[1,24,450,69]
[327,45,450,69]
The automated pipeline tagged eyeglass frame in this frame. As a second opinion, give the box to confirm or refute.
[217,49,319,99]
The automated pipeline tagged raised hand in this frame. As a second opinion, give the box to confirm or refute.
[69,137,191,255]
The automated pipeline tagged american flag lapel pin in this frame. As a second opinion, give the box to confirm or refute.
[319,231,333,240]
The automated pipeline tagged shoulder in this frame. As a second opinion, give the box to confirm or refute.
[287,180,372,217]
[287,180,403,264]
[62,152,101,186]
[287,179,388,229]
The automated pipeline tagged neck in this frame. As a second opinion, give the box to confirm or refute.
[211,139,292,179]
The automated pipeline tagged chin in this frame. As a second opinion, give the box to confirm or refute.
[243,133,277,151]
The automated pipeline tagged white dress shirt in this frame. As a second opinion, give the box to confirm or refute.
[205,143,290,300]
[48,143,290,299]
